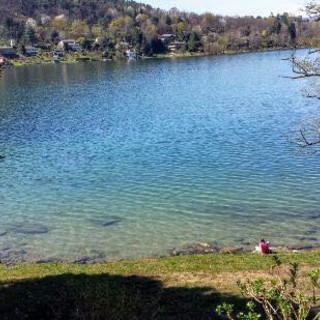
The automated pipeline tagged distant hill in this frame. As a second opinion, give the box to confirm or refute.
[0,0,148,23]
[0,0,316,58]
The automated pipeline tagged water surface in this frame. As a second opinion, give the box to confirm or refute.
[0,51,320,262]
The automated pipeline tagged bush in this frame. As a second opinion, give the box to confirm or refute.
[216,256,320,320]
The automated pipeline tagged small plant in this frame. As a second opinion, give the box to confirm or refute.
[216,256,320,320]
[217,301,261,320]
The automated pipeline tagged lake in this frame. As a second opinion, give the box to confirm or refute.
[0,51,320,263]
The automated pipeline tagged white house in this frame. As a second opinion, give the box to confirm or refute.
[58,39,82,52]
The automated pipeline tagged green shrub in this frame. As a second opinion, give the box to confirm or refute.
[216,256,320,320]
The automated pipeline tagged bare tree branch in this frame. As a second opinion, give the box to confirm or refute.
[306,1,320,18]
[286,2,320,152]
[299,129,320,146]
[308,48,320,54]
[290,55,320,77]
[281,74,319,79]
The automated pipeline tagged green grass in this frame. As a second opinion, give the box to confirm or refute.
[1,251,319,279]
[0,251,319,319]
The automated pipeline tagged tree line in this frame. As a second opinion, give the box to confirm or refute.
[0,0,319,58]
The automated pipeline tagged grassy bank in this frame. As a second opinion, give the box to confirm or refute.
[9,51,98,67]
[0,250,319,319]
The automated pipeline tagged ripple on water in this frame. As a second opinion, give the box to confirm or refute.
[0,51,320,262]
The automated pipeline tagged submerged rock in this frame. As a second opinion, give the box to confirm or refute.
[308,227,320,234]
[100,217,122,227]
[74,255,106,264]
[240,241,251,246]
[298,236,318,242]
[0,249,29,265]
[1,245,13,252]
[8,224,49,235]
[74,250,107,264]
[74,256,97,264]
[170,242,219,256]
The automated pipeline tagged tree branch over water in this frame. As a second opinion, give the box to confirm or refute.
[294,117,320,152]
[285,51,320,150]
[284,55,320,79]
[298,128,320,147]
[286,1,320,150]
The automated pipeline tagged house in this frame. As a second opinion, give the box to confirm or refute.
[58,39,82,52]
[126,50,139,60]
[168,41,185,52]
[69,43,82,52]
[52,50,64,57]
[25,46,39,56]
[52,49,64,61]
[181,31,190,42]
[0,47,18,59]
[35,42,52,51]
[159,33,176,43]
[115,41,130,51]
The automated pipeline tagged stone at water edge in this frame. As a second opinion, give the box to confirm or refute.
[288,244,317,251]
[220,247,245,254]
[170,242,220,256]
[74,255,107,264]
[193,242,219,253]
[74,249,107,264]
[36,257,63,264]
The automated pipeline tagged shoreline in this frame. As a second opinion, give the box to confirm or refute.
[150,46,300,60]
[1,240,319,266]
[0,45,303,72]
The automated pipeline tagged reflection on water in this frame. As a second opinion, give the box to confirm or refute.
[0,51,320,263]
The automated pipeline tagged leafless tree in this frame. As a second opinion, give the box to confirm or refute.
[286,1,320,151]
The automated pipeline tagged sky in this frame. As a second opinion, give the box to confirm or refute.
[144,0,306,17]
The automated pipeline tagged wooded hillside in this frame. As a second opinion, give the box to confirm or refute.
[0,0,318,58]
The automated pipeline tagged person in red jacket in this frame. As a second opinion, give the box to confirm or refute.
[259,239,270,254]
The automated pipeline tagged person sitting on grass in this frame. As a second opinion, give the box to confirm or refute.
[259,238,270,254]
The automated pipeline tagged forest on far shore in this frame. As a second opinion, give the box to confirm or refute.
[0,0,319,58]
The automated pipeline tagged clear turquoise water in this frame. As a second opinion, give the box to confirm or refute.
[0,51,320,262]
